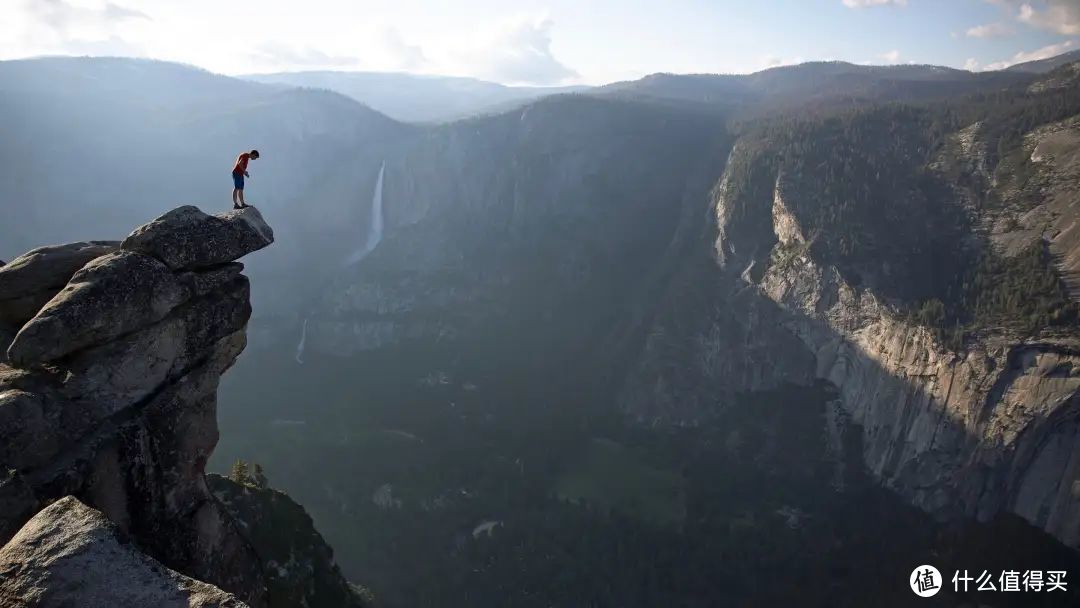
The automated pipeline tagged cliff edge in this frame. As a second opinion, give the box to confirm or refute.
[0,206,364,607]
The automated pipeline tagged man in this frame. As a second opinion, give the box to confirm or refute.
[231,149,260,209]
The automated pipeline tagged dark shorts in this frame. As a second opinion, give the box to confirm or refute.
[232,172,244,190]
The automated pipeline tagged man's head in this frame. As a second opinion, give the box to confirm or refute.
[250,149,260,160]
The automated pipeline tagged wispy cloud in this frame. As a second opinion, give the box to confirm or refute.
[27,0,148,34]
[379,27,427,71]
[842,0,907,8]
[965,22,1014,37]
[1017,0,1080,35]
[982,39,1076,70]
[988,0,1080,35]
[451,16,577,85]
[2,0,151,58]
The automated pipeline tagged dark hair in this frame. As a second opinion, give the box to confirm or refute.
[250,149,260,158]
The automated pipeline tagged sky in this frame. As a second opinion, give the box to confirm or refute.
[1,0,1078,85]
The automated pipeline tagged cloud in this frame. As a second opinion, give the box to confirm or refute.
[842,0,907,7]
[101,2,150,22]
[455,16,577,85]
[2,0,150,58]
[379,27,428,70]
[965,22,1014,37]
[990,0,1080,35]
[28,0,148,33]
[881,49,901,63]
[982,39,1076,69]
[1017,0,1080,35]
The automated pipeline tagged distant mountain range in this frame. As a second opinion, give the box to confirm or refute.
[243,49,1080,124]
[244,71,588,123]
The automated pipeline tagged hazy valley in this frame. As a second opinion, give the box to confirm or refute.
[3,53,1080,606]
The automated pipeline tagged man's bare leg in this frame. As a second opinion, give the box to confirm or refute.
[238,188,248,208]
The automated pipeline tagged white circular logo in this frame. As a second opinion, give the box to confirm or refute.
[910,565,942,598]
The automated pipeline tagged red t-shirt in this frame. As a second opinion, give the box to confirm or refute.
[233,152,250,175]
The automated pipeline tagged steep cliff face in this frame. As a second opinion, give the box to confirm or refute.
[759,208,1080,546]
[615,71,1080,547]
[283,96,730,361]
[0,206,357,606]
[721,122,1080,548]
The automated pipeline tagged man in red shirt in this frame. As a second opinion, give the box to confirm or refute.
[231,149,260,209]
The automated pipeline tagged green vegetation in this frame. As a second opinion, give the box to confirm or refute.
[728,65,1080,342]
[228,459,269,489]
[555,438,685,525]
[964,244,1079,332]
[905,243,1079,347]
[216,360,1080,607]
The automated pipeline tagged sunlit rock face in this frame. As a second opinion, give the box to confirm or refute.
[707,133,1080,549]
[759,236,1080,548]
[0,497,249,608]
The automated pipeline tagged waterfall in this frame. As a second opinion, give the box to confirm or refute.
[295,318,308,364]
[345,161,386,265]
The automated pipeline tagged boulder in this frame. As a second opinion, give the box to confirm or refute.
[6,251,187,366]
[0,496,249,608]
[0,241,118,325]
[121,206,274,270]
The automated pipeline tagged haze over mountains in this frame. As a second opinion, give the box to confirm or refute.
[245,71,587,123]
[243,49,1079,123]
[3,49,1080,606]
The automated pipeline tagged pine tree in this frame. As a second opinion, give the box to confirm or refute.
[230,459,251,485]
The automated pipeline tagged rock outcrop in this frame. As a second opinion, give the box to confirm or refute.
[0,497,248,607]
[121,205,274,271]
[0,206,281,605]
[0,241,118,326]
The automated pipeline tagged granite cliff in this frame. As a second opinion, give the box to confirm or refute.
[625,95,1080,549]
[0,206,363,607]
